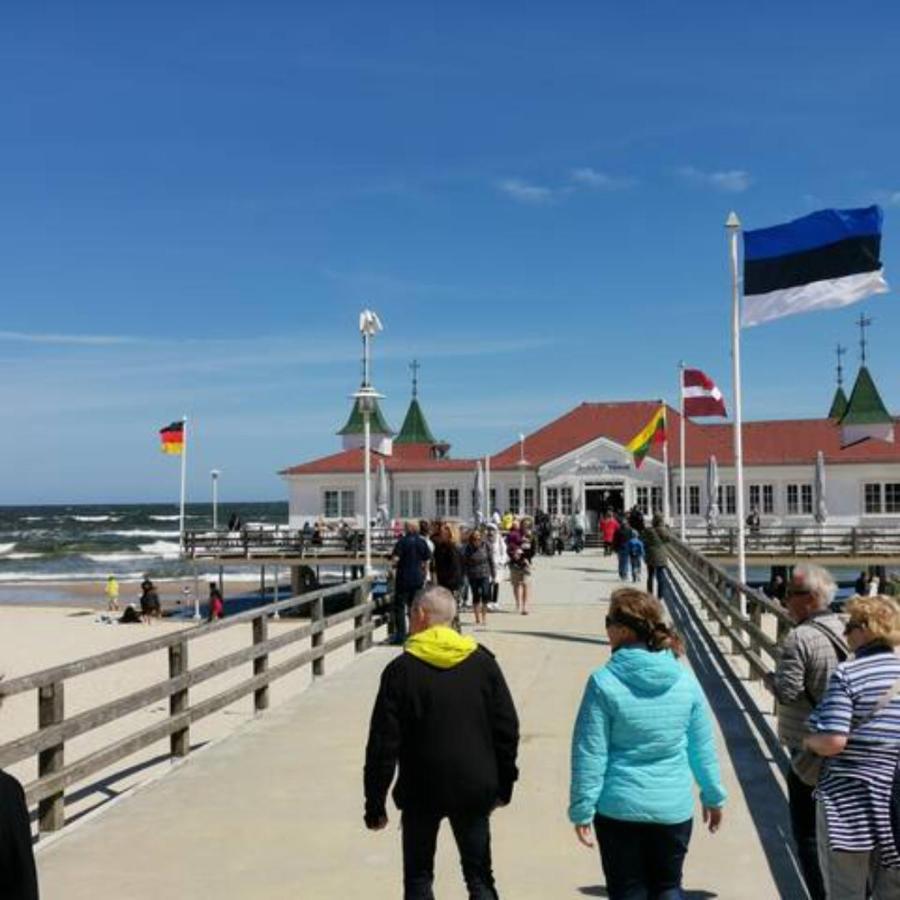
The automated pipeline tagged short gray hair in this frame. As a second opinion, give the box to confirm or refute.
[411,585,456,625]
[792,564,836,610]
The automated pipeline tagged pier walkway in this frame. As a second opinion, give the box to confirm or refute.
[36,553,806,899]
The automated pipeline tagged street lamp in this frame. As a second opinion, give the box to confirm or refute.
[210,469,221,530]
[356,309,383,577]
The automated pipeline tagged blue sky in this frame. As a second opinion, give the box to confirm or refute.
[1,2,898,503]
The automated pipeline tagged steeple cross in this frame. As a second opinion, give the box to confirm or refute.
[835,343,847,387]
[856,313,872,365]
[409,359,421,398]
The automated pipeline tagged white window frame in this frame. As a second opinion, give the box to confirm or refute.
[749,483,774,515]
[786,483,812,516]
[863,482,900,515]
[636,486,649,514]
[717,484,736,516]
[546,487,559,516]
[508,487,520,514]
[560,486,573,516]
[323,488,355,519]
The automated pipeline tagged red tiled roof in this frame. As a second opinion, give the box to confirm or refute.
[282,401,900,475]
[280,442,479,475]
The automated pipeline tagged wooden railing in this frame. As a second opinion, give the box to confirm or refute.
[184,527,396,559]
[0,579,376,834]
[683,525,900,557]
[667,537,794,683]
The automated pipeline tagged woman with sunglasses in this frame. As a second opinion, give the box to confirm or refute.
[569,588,726,899]
[804,595,900,898]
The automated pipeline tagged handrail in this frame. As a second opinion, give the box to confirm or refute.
[0,577,379,834]
[681,525,900,557]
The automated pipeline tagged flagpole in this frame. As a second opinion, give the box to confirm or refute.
[179,415,188,555]
[660,401,671,525]
[485,454,491,520]
[727,212,748,607]
[679,362,686,540]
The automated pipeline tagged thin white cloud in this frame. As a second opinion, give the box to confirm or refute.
[677,166,751,193]
[497,178,559,205]
[570,168,636,190]
[0,330,139,345]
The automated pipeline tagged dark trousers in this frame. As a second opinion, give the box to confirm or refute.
[391,588,417,643]
[647,565,669,599]
[469,577,491,607]
[617,549,630,579]
[787,767,826,900]
[594,814,692,899]
[401,807,498,900]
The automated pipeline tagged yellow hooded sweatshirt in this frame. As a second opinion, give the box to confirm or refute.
[405,626,478,669]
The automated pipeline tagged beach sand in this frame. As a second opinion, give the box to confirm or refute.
[0,583,383,833]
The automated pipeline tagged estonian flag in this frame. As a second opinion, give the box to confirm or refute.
[742,206,888,327]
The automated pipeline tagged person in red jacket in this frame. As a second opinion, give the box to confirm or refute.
[600,512,619,557]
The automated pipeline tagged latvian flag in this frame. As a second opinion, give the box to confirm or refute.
[682,369,727,418]
[159,421,185,455]
[742,206,888,328]
[625,405,666,469]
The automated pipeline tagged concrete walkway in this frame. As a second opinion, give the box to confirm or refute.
[37,552,805,899]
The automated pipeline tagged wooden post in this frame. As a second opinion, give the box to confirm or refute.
[355,582,370,653]
[748,597,763,681]
[253,614,269,712]
[312,595,325,677]
[38,681,65,833]
[168,641,190,758]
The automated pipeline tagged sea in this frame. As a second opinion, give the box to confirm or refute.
[0,501,287,585]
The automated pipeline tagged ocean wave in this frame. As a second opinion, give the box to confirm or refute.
[149,515,181,521]
[102,529,180,539]
[0,543,16,555]
[4,552,44,560]
[138,540,182,558]
[72,515,118,522]
[84,552,149,563]
[22,516,44,522]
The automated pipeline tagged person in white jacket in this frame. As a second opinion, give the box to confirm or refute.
[486,523,507,608]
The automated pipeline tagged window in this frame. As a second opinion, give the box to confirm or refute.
[435,489,447,518]
[717,485,736,515]
[636,486,649,514]
[689,485,700,516]
[489,488,497,514]
[508,487,520,513]
[398,489,423,519]
[886,484,900,514]
[749,483,774,515]
[448,489,460,518]
[524,488,534,516]
[546,487,559,516]
[560,486,573,516]
[864,483,900,514]
[786,483,812,515]
[324,489,355,518]
[651,486,663,514]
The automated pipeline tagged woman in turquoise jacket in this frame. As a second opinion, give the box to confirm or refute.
[569,587,727,899]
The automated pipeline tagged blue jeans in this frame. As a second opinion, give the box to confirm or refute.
[617,549,630,580]
[391,587,418,643]
[594,813,692,899]
[647,565,669,599]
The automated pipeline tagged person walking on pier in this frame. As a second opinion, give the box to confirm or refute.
[804,594,900,899]
[364,585,520,899]
[569,588,726,899]
[389,521,432,645]
[642,513,672,599]
[765,564,847,900]
[463,529,495,627]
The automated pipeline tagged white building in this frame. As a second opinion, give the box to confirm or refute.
[281,390,900,533]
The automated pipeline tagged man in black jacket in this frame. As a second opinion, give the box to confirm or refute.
[364,586,519,899]
[0,770,39,899]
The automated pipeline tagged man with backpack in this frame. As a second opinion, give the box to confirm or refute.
[764,564,848,900]
[611,517,634,582]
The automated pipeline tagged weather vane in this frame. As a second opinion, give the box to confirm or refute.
[835,343,846,387]
[409,359,420,398]
[856,312,872,365]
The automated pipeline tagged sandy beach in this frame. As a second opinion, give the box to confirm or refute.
[0,581,382,833]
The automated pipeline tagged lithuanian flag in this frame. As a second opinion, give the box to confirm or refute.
[625,406,666,469]
[159,421,185,455]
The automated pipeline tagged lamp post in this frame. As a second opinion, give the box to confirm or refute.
[210,469,221,530]
[355,309,384,577]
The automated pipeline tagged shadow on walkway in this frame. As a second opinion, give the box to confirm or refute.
[579,888,717,899]
[486,629,608,647]
[663,577,807,899]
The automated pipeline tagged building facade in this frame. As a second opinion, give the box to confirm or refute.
[281,393,900,532]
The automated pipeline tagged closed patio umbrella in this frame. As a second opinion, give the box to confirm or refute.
[375,459,390,527]
[814,450,827,525]
[705,456,720,529]
[473,461,485,526]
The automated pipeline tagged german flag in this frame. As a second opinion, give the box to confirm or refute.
[159,421,185,455]
[625,406,666,469]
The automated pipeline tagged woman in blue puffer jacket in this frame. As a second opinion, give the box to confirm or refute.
[569,587,727,899]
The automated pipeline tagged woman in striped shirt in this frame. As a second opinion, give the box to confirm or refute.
[805,595,900,898]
